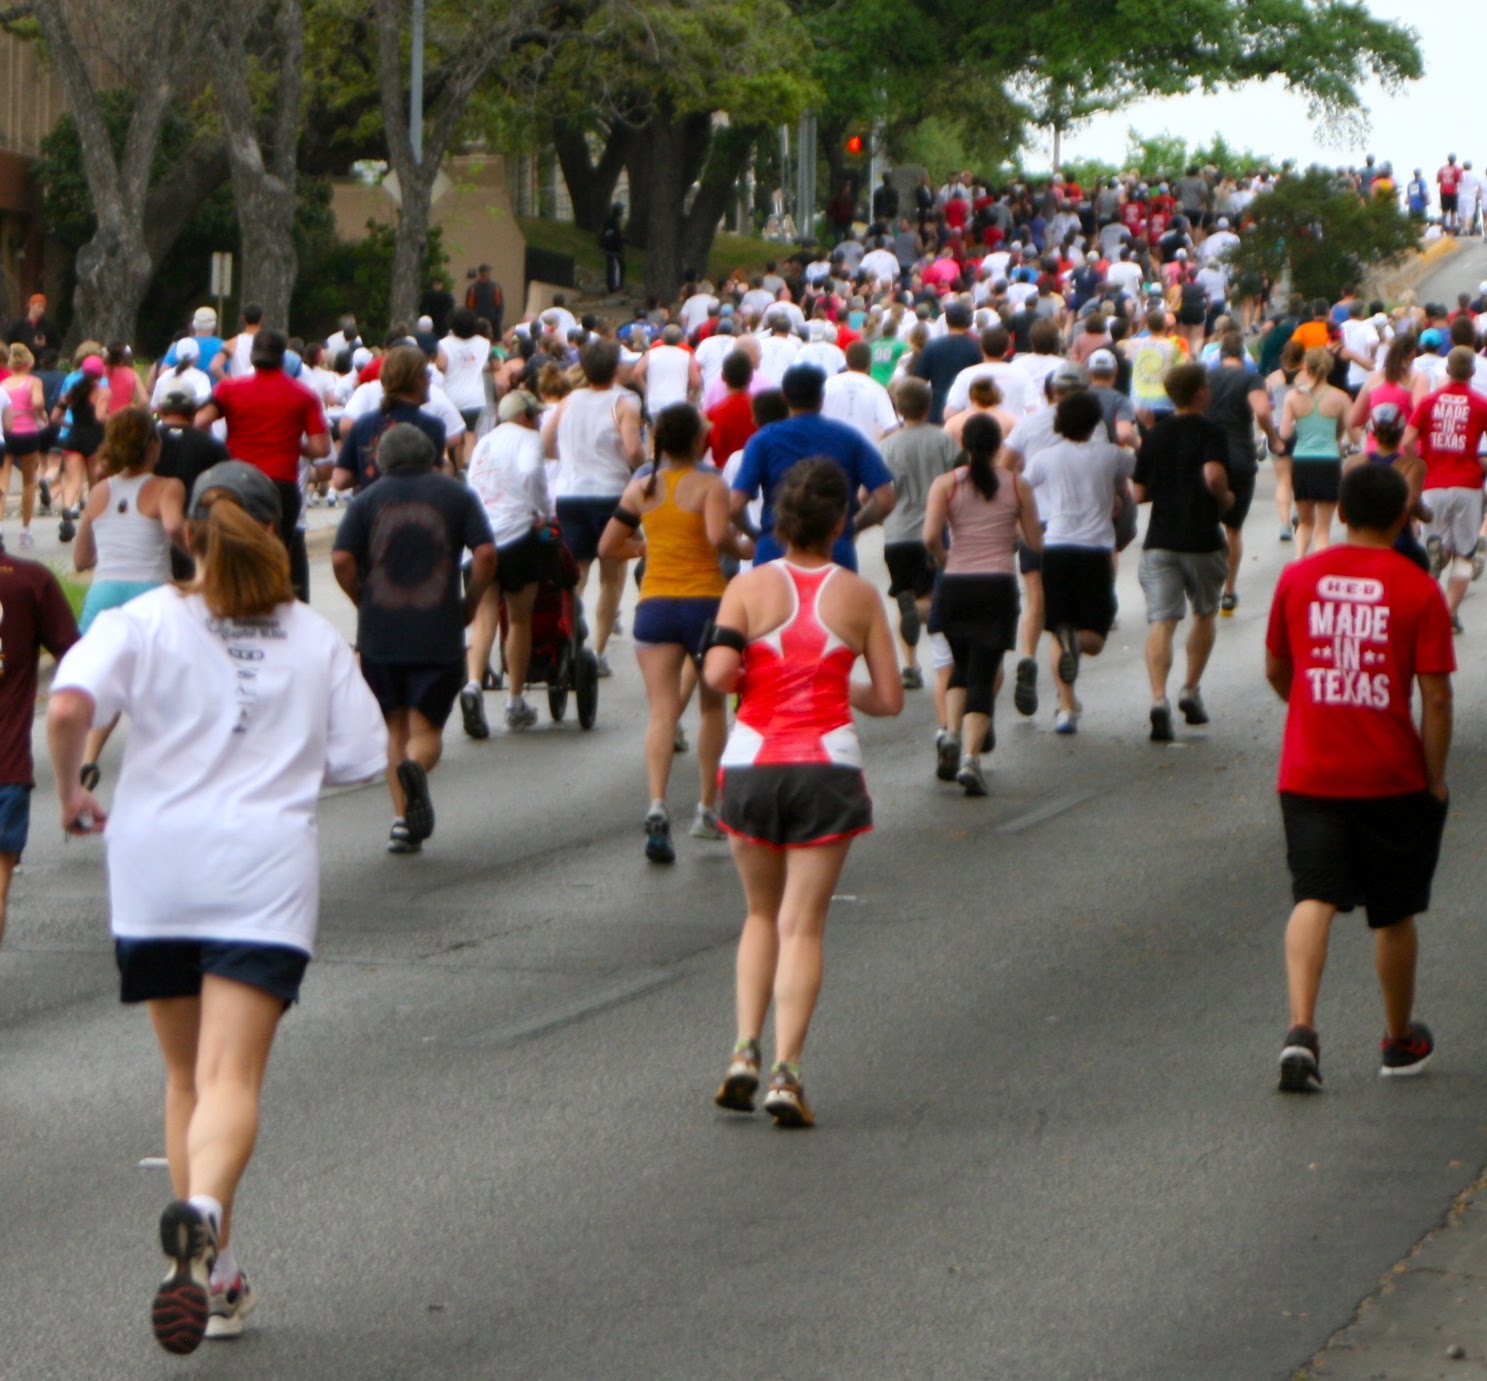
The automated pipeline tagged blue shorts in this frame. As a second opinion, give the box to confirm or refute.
[115,938,309,1008]
[0,784,32,856]
[556,495,621,563]
[632,596,721,654]
[80,579,161,634]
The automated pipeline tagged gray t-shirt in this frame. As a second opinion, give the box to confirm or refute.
[1176,175,1209,213]
[881,424,960,543]
[1093,385,1136,443]
[1023,437,1135,549]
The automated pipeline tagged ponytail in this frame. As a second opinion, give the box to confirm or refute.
[644,428,662,500]
[960,413,1003,501]
[189,494,293,619]
[647,402,704,500]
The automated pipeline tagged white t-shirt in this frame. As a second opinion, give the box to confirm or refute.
[740,288,775,319]
[1022,437,1135,548]
[343,376,467,439]
[694,334,736,393]
[1012,354,1062,410]
[1340,318,1381,391]
[945,361,1032,417]
[677,294,718,334]
[554,386,638,497]
[1200,230,1239,262]
[821,371,899,443]
[52,590,386,954]
[860,248,901,286]
[1106,260,1143,297]
[643,344,694,414]
[756,333,802,385]
[796,341,847,376]
[439,334,489,412]
[466,422,550,547]
[150,366,213,409]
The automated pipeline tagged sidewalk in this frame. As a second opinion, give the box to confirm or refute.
[1304,1169,1487,1379]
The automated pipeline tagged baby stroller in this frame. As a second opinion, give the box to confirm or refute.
[487,524,600,729]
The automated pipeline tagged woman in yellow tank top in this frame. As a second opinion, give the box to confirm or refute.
[600,404,748,862]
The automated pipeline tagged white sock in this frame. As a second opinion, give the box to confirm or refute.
[187,1193,223,1234]
[507,693,525,709]
[211,1242,238,1288]
[465,679,481,694]
[649,798,666,817]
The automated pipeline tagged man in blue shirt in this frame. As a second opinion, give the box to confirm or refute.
[731,364,896,570]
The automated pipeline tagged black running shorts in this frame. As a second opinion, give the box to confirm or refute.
[718,764,872,849]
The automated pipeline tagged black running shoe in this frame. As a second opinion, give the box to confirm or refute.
[1380,1021,1434,1078]
[458,684,489,740]
[1278,1024,1322,1093]
[58,512,75,543]
[1055,625,1079,686]
[1220,592,1238,617]
[935,730,959,782]
[152,1200,217,1355]
[1013,656,1038,716]
[901,665,923,690]
[396,760,435,842]
[38,477,51,513]
[1149,700,1174,743]
[1177,687,1209,726]
[644,807,675,864]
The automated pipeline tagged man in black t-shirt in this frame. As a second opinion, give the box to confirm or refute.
[332,425,495,855]
[155,392,230,579]
[911,302,982,422]
[1132,363,1234,743]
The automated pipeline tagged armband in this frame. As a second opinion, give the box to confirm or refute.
[612,506,641,529]
[703,622,746,654]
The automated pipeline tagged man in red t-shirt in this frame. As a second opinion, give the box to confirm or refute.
[706,350,758,468]
[1438,155,1462,231]
[1402,346,1487,628]
[0,546,78,944]
[1264,464,1454,1093]
[195,329,329,600]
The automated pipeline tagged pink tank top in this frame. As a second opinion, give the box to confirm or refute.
[2,376,39,435]
[106,365,137,416]
[943,468,1020,576]
[1364,380,1413,454]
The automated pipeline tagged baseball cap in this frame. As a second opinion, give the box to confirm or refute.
[1051,361,1089,389]
[193,306,218,331]
[351,346,374,371]
[1420,328,1445,352]
[1369,401,1404,431]
[81,354,105,377]
[175,336,200,362]
[157,389,198,417]
[189,460,282,525]
[1088,348,1118,375]
[1216,217,1230,229]
[1175,248,1188,260]
[498,389,539,422]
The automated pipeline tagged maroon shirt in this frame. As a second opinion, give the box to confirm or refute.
[0,554,79,785]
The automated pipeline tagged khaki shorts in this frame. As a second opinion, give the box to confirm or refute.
[1139,547,1228,623]
[1424,486,1483,558]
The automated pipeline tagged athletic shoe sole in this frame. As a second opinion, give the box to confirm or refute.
[935,736,959,782]
[1013,657,1038,716]
[1178,693,1209,726]
[1149,705,1174,743]
[397,760,435,842]
[458,687,489,739]
[152,1201,214,1355]
[1056,628,1079,687]
[1278,1047,1322,1093]
[956,762,988,797]
[1379,1050,1433,1078]
[763,1087,814,1128]
[714,1070,760,1112]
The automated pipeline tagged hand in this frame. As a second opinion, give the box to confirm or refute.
[60,788,106,836]
[1429,781,1449,804]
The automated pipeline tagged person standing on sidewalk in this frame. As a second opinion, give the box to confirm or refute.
[1265,463,1454,1092]
[332,425,496,855]
[1132,363,1233,743]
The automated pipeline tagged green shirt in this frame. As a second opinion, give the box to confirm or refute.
[869,336,908,387]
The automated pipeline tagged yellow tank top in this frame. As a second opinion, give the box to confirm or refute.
[638,468,727,601]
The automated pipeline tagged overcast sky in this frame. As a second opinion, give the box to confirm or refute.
[1050,5,1462,188]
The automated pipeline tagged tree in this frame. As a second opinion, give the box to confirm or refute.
[206,0,308,328]
[29,0,193,342]
[1227,168,1418,303]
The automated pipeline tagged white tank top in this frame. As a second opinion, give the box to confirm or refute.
[555,387,633,497]
[644,346,692,415]
[94,473,171,583]
[229,332,255,377]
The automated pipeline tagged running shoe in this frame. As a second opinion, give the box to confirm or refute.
[901,665,923,690]
[80,762,101,791]
[206,1269,257,1340]
[1380,1020,1435,1078]
[595,653,612,679]
[327,491,339,508]
[396,759,435,842]
[17,528,33,548]
[1278,1024,1322,1092]
[1452,612,1465,636]
[152,1200,217,1355]
[762,1063,814,1128]
[459,684,490,740]
[1474,544,1486,582]
[58,511,75,543]
[673,723,689,754]
[1013,656,1038,716]
[1279,525,1293,543]
[714,1039,761,1112]
[38,477,50,513]
[1177,686,1209,726]
[1055,625,1079,686]
[505,700,538,731]
[307,492,321,508]
[1149,699,1174,743]
[689,804,725,840]
[1054,709,1078,735]
[956,756,988,797]
[1426,534,1447,579]
[387,819,420,854]
[1220,592,1237,616]
[644,807,675,864]
[935,730,959,782]
[612,615,623,638]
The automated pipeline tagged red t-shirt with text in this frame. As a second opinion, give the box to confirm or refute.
[1438,164,1462,194]
[1409,382,1487,490]
[1266,545,1455,797]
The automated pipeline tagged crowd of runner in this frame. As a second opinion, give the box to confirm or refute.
[1,152,1483,1354]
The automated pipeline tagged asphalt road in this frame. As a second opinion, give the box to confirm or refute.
[7,258,1487,1378]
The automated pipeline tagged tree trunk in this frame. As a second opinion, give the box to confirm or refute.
[388,163,437,327]
[72,221,155,345]
[552,118,629,232]
[641,118,688,303]
[233,182,299,327]
[678,124,760,281]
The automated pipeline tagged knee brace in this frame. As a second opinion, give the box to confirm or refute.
[895,589,922,646]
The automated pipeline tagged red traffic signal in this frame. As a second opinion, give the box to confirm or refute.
[845,134,864,155]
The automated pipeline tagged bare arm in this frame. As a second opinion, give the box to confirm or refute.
[849,585,905,717]
[852,481,896,534]
[702,580,748,694]
[47,689,106,836]
[1015,475,1043,551]
[1203,459,1234,512]
[1265,651,1293,701]
[922,474,951,565]
[617,395,644,470]
[1418,672,1452,800]
[331,549,360,604]
[72,483,109,572]
[1249,388,1281,452]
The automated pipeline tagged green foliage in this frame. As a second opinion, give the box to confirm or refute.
[1124,131,1191,184]
[290,220,449,341]
[1228,168,1418,303]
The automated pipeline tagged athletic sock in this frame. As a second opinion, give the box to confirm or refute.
[464,679,481,694]
[648,798,667,818]
[187,1193,223,1235]
[210,1242,238,1289]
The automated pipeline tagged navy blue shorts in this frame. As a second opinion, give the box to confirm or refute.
[359,657,464,727]
[632,596,721,655]
[556,495,621,563]
[0,784,31,856]
[115,938,309,1007]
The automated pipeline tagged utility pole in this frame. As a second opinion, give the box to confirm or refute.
[410,0,424,164]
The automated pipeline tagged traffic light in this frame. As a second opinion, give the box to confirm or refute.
[845,134,864,155]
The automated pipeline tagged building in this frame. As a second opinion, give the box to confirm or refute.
[0,31,67,321]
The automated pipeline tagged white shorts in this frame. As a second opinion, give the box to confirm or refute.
[928,632,954,672]
[1424,486,1484,557]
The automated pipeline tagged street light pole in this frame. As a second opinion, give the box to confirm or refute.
[410,0,424,165]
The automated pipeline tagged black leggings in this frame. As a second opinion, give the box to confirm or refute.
[947,643,1005,717]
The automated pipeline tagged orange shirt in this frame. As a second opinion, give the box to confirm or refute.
[1291,320,1331,351]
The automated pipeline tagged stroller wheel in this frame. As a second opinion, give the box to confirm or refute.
[576,648,599,730]
[548,682,569,722]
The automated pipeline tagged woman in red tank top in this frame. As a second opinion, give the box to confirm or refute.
[702,458,903,1127]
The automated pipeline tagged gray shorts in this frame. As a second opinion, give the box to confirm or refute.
[1139,547,1228,623]
[1423,486,1484,558]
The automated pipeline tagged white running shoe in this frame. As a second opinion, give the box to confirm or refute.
[689,804,725,840]
[206,1270,257,1340]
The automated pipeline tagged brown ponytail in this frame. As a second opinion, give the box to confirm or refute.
[189,494,294,619]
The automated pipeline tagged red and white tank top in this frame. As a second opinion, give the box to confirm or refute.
[722,561,861,770]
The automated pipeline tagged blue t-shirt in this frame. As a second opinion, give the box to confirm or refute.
[732,412,892,570]
[163,334,225,377]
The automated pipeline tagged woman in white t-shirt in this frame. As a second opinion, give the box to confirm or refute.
[48,461,386,1356]
[439,308,491,468]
